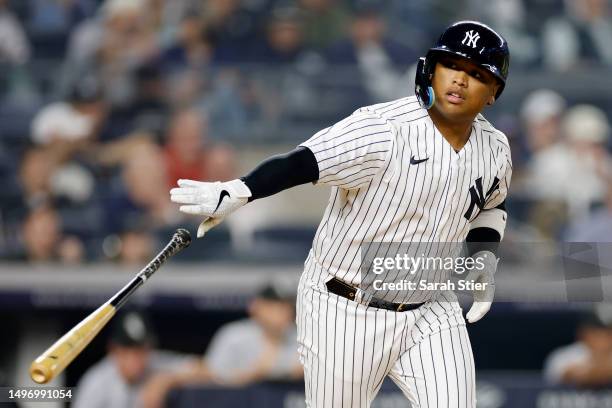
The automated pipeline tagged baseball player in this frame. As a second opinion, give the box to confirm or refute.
[170,20,511,408]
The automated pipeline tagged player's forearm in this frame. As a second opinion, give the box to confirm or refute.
[466,202,506,255]
[241,146,319,201]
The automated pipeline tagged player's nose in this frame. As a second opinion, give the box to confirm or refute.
[452,70,468,87]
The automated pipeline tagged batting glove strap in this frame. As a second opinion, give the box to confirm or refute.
[224,178,252,199]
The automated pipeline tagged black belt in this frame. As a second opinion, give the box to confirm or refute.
[325,277,425,312]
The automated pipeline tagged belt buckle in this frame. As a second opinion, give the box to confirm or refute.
[396,303,406,312]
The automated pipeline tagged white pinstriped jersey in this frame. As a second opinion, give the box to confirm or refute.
[300,96,512,303]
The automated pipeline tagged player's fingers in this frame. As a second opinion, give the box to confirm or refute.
[177,179,208,188]
[179,205,212,215]
[170,194,208,205]
[466,301,491,323]
[197,217,224,238]
[170,187,203,196]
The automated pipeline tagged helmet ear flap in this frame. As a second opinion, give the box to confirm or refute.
[415,57,435,110]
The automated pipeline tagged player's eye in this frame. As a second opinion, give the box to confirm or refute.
[440,60,457,69]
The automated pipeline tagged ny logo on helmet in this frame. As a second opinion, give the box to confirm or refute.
[461,30,480,48]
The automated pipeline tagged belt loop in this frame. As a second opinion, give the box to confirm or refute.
[353,288,372,306]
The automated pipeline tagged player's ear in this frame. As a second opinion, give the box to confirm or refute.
[487,84,500,106]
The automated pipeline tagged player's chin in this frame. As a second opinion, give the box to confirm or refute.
[438,99,482,118]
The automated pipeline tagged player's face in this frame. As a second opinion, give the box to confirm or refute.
[110,345,151,384]
[431,55,500,121]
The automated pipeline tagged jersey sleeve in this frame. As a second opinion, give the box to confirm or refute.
[300,110,395,190]
[484,137,512,210]
[470,134,513,239]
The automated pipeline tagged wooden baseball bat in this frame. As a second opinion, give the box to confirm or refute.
[29,228,192,384]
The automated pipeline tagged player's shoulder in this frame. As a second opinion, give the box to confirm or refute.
[76,357,115,387]
[475,114,511,156]
[354,96,425,121]
[215,319,259,340]
[351,96,428,137]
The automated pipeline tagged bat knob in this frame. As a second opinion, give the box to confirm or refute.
[174,228,192,248]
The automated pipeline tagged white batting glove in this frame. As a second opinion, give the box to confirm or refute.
[170,178,252,238]
[465,250,498,324]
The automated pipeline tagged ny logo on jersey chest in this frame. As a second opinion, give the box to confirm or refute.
[464,176,500,220]
[462,30,480,48]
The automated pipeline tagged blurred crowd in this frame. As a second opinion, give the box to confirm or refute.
[1,0,612,264]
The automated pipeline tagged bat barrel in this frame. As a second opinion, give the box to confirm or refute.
[29,303,117,384]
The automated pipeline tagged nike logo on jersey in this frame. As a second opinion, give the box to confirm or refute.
[410,156,429,165]
[214,190,230,213]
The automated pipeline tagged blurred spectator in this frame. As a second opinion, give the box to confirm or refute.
[198,69,270,141]
[26,78,104,207]
[31,76,106,147]
[19,148,57,209]
[0,0,30,65]
[161,12,214,73]
[204,286,302,384]
[151,0,203,47]
[544,309,612,387]
[523,104,612,221]
[466,0,539,67]
[139,285,302,408]
[326,5,417,101]
[201,0,257,63]
[65,0,158,107]
[299,0,349,49]
[520,89,567,159]
[542,0,612,71]
[19,205,84,264]
[163,108,236,187]
[113,140,180,230]
[27,0,96,37]
[73,310,195,408]
[116,228,156,265]
[118,228,156,265]
[102,226,156,264]
[102,64,169,141]
[565,183,612,242]
[165,68,204,108]
[250,7,310,65]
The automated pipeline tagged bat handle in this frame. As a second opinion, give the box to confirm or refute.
[140,228,191,280]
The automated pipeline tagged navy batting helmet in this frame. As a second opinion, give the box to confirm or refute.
[415,21,510,109]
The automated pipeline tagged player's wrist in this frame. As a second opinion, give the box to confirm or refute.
[225,179,252,199]
[471,250,498,276]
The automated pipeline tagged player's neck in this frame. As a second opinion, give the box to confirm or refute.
[428,109,474,151]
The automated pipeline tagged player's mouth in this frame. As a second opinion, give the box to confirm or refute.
[445,89,465,104]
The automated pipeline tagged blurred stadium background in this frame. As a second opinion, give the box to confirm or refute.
[1,0,612,407]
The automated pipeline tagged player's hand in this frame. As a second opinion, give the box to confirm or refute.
[170,178,252,237]
[465,250,498,323]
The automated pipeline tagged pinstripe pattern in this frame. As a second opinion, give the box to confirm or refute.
[296,96,511,407]
[297,273,475,407]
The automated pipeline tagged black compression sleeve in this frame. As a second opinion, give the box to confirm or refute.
[241,146,319,201]
[466,227,501,255]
